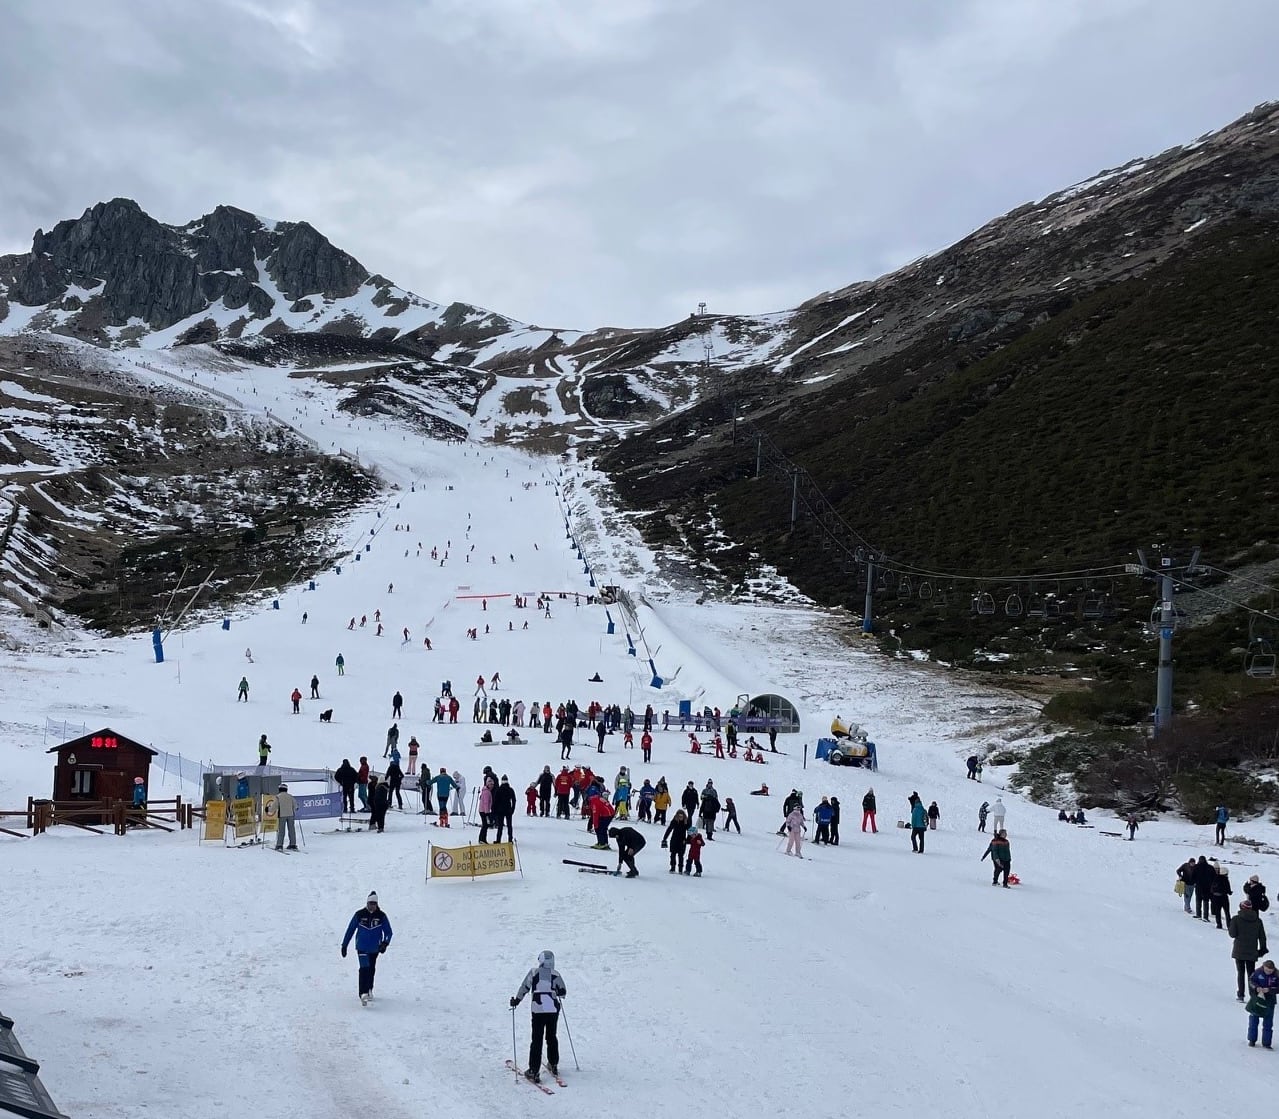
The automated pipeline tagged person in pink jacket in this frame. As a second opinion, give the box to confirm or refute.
[478,781,495,843]
[784,806,807,857]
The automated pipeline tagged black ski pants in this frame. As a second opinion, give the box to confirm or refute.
[496,811,514,842]
[341,786,355,813]
[528,1012,560,1072]
[992,859,1010,886]
[556,793,571,819]
[357,952,379,996]
[1238,958,1258,1000]
[911,826,926,852]
[1195,891,1211,920]
[539,794,551,817]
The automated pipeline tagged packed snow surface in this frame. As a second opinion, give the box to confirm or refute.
[1,354,1274,1118]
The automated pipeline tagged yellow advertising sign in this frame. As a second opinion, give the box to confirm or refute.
[428,842,517,880]
[260,795,279,833]
[231,797,257,840]
[204,800,226,841]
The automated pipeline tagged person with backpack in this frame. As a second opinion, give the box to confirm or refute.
[981,830,1012,886]
[1230,899,1268,1001]
[510,951,567,1083]
[1244,875,1270,912]
[1214,804,1229,846]
[1246,960,1279,1048]
[861,788,877,833]
[340,891,392,1006]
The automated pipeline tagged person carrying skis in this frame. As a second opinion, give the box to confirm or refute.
[685,826,705,876]
[978,801,989,833]
[291,687,302,714]
[510,950,567,1083]
[1246,960,1279,1048]
[609,824,646,877]
[981,829,1012,886]
[340,891,392,1006]
[861,788,877,833]
[1230,899,1269,1001]
[662,809,690,872]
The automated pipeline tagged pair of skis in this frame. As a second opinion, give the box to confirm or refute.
[505,1059,567,1093]
[563,858,619,876]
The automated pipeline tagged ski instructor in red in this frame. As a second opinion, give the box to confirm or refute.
[510,950,567,1084]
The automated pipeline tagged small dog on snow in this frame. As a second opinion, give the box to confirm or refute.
[319,709,333,723]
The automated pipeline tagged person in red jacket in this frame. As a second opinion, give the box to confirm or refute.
[290,687,302,714]
[525,784,538,816]
[553,767,573,819]
[685,826,705,876]
[688,733,701,754]
[587,792,615,848]
[640,730,653,763]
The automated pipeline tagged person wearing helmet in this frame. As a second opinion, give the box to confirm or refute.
[274,784,298,850]
[510,950,567,1083]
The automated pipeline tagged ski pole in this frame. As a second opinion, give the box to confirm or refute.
[511,1006,519,1075]
[559,1004,581,1070]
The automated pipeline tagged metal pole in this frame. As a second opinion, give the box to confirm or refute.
[1155,571,1175,734]
[511,1007,519,1075]
[862,560,876,633]
[790,471,799,531]
[560,1004,581,1070]
[755,435,762,479]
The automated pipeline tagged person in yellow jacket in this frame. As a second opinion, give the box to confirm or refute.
[653,779,672,825]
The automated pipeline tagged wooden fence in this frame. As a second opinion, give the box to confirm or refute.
[3,796,194,838]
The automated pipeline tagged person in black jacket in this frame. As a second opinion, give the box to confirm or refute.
[1177,858,1198,915]
[609,825,646,877]
[536,766,554,817]
[368,775,390,833]
[595,718,607,753]
[1192,856,1217,922]
[385,759,404,810]
[1210,864,1234,929]
[494,775,517,842]
[1245,875,1271,913]
[559,722,573,760]
[681,781,699,821]
[662,810,690,873]
[699,782,721,840]
[335,758,358,813]
[861,789,877,833]
[830,797,841,845]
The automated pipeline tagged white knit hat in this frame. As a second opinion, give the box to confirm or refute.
[367,891,378,904]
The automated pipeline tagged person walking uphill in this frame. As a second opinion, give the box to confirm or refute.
[510,950,567,1083]
[1230,900,1268,1001]
[981,830,1012,886]
[340,892,392,1006]
[1177,858,1198,915]
[1247,960,1279,1048]
[861,788,877,833]
[910,798,928,853]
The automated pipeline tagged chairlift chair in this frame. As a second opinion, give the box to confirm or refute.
[1081,593,1105,620]
[898,576,912,598]
[1004,593,1024,618]
[1246,639,1277,679]
[975,591,996,616]
[919,581,934,601]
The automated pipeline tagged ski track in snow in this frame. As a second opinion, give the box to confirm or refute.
[0,352,1276,1117]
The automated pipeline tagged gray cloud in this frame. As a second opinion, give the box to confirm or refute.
[0,0,1274,327]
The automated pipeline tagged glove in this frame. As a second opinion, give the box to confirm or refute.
[380,942,389,954]
[341,945,347,958]
[509,997,520,1008]
[661,841,667,848]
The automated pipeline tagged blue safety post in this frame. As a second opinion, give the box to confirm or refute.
[152,626,165,664]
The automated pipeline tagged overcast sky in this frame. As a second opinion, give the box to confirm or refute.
[1,0,1274,328]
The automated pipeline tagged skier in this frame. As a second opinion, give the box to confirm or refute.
[392,691,403,719]
[640,729,653,763]
[861,788,877,833]
[274,783,298,850]
[335,758,358,813]
[554,767,573,819]
[1247,960,1279,1048]
[257,734,271,767]
[386,758,404,811]
[237,676,250,702]
[662,809,690,872]
[494,776,517,842]
[587,788,615,848]
[981,829,1012,886]
[723,796,741,834]
[927,801,940,831]
[335,652,345,677]
[784,804,806,857]
[131,776,147,815]
[991,797,1006,834]
[384,723,399,758]
[431,768,458,827]
[910,798,928,853]
[814,797,834,845]
[596,718,607,753]
[1215,804,1229,846]
[291,687,302,714]
[559,721,573,760]
[340,892,392,1006]
[310,674,320,700]
[407,736,419,776]
[478,779,495,843]
[1230,899,1268,1001]
[609,824,646,877]
[510,951,567,1083]
[978,801,989,833]
[685,826,705,876]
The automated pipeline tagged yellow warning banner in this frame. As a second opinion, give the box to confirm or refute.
[260,794,279,833]
[230,797,257,839]
[204,800,226,841]
[428,842,517,879]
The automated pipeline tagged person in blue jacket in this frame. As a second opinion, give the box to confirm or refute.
[132,777,147,808]
[910,798,929,853]
[341,891,392,1006]
[813,797,835,844]
[430,768,458,827]
[1215,805,1229,846]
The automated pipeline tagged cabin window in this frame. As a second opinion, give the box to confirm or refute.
[71,769,94,796]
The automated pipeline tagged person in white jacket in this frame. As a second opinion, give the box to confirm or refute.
[452,770,467,817]
[992,797,1006,833]
[784,805,807,857]
[510,950,567,1083]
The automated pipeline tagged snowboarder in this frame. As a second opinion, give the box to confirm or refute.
[1230,899,1268,1001]
[981,829,1012,886]
[910,798,928,852]
[609,824,646,877]
[510,951,566,1083]
[274,784,298,849]
[991,797,1006,834]
[340,892,392,1006]
[237,676,250,702]
[861,788,877,833]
